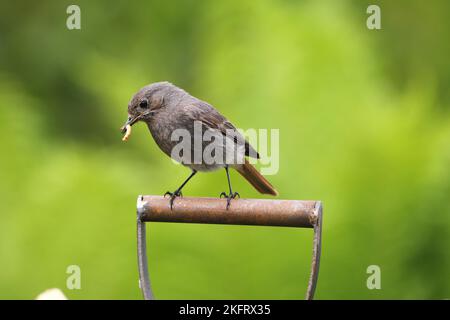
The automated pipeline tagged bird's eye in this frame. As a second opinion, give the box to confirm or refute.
[139,99,149,109]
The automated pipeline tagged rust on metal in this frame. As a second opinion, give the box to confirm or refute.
[138,196,317,228]
[306,201,323,300]
[136,195,323,300]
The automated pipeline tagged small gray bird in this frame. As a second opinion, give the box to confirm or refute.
[121,81,277,209]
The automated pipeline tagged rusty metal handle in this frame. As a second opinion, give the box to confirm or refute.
[137,200,154,300]
[136,196,323,300]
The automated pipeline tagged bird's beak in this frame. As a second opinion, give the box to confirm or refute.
[120,114,140,134]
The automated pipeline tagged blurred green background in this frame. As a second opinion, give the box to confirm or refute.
[0,0,449,299]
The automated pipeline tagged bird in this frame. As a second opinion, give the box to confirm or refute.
[121,81,277,209]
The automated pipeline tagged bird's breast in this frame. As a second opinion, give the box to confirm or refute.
[146,113,246,170]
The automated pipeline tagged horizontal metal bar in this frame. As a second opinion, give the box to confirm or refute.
[138,196,319,228]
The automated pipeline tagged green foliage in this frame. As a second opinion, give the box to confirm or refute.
[0,0,449,299]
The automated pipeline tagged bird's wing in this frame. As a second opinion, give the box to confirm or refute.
[186,100,260,159]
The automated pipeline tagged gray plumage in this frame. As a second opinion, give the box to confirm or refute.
[123,81,277,199]
[127,81,258,171]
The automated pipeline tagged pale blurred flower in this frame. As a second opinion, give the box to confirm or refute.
[35,288,67,300]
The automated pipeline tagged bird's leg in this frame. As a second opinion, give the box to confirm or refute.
[219,165,240,210]
[164,170,197,209]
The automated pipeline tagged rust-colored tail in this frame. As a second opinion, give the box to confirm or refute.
[236,159,278,196]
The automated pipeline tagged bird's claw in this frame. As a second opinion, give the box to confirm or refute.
[219,192,240,209]
[164,190,183,198]
[164,190,182,209]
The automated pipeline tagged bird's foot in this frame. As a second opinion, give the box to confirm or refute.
[220,191,240,210]
[164,190,182,210]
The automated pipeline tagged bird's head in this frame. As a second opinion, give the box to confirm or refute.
[121,81,174,133]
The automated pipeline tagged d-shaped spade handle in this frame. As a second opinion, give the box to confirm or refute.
[136,196,323,300]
